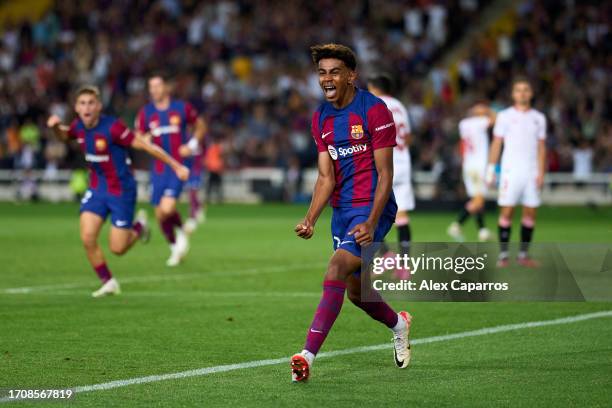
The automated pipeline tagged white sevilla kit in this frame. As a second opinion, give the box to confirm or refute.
[459,115,490,197]
[493,107,547,207]
[380,95,414,211]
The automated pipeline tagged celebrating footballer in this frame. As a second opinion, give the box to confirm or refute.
[291,43,412,382]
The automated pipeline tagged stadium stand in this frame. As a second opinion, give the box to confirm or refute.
[0,0,609,203]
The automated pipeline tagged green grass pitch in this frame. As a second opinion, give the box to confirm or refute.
[1,203,611,407]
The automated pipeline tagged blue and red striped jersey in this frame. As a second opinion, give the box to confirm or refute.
[136,99,198,175]
[312,88,397,208]
[68,115,136,195]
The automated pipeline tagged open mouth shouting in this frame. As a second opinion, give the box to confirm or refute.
[323,84,337,99]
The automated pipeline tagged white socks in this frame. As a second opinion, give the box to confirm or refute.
[392,313,406,333]
[301,350,315,366]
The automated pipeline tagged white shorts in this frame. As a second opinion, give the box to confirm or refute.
[462,167,487,198]
[393,165,415,212]
[497,170,541,208]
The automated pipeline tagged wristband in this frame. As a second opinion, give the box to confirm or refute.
[187,137,201,155]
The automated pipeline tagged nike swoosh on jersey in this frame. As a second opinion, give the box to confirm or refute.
[310,328,323,333]
[322,131,333,139]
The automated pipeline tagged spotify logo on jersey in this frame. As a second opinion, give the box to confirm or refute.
[327,144,368,160]
[328,145,338,160]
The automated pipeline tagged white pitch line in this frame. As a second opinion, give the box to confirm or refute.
[1,310,609,403]
[0,263,327,295]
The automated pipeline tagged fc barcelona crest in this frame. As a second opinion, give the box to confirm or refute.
[170,115,181,126]
[351,124,364,139]
[95,138,107,151]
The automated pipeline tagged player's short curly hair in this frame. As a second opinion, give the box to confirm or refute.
[75,85,101,100]
[310,43,357,71]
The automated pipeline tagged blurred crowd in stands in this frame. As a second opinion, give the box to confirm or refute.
[437,0,611,190]
[0,0,609,199]
[419,0,611,196]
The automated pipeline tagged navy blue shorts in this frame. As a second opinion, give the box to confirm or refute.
[185,169,203,189]
[150,172,184,205]
[80,188,136,229]
[185,156,204,189]
[330,205,396,259]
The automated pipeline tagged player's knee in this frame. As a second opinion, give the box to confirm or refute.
[158,207,174,220]
[521,216,535,228]
[498,215,511,227]
[396,212,409,226]
[109,242,128,256]
[466,201,475,213]
[325,260,349,281]
[159,198,176,214]
[325,262,341,281]
[81,234,97,250]
[469,197,484,212]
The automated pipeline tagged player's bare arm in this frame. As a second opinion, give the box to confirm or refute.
[193,117,207,141]
[349,146,394,246]
[486,107,497,127]
[405,131,413,147]
[536,139,546,189]
[486,137,503,186]
[131,134,190,181]
[179,116,207,157]
[46,115,70,141]
[295,151,335,239]
[135,130,152,143]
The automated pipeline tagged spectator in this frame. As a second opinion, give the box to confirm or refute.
[0,0,608,203]
[0,0,485,174]
[205,137,226,204]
